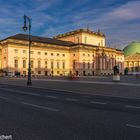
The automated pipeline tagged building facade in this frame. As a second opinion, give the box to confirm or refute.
[124,41,140,74]
[0,29,124,76]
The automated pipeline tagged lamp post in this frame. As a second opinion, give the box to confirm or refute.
[22,15,32,86]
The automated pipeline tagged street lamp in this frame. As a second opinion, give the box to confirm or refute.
[22,15,32,86]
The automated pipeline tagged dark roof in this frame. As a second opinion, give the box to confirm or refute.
[70,43,98,48]
[4,34,75,46]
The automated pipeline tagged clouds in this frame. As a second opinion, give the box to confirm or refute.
[70,0,140,48]
[108,1,140,21]
[0,0,139,49]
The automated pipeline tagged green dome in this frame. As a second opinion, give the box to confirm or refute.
[123,41,140,56]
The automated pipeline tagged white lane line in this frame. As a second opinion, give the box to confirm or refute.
[21,102,59,112]
[0,88,40,97]
[90,101,107,105]
[0,96,8,100]
[66,98,79,102]
[125,105,140,109]
[126,124,140,129]
[46,95,57,99]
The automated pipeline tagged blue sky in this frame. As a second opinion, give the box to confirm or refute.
[0,0,140,49]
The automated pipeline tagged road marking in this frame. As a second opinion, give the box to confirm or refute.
[126,124,140,129]
[0,88,40,97]
[125,105,140,109]
[0,96,8,100]
[46,95,57,99]
[21,102,59,112]
[66,98,79,102]
[90,101,107,105]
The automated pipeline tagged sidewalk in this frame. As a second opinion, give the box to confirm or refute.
[0,77,140,99]
[32,78,140,87]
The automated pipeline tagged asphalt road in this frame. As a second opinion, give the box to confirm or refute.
[1,76,140,98]
[0,84,140,140]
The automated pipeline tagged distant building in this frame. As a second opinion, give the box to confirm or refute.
[0,28,124,76]
[123,41,140,74]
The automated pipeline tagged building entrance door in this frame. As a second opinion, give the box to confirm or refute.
[92,71,94,76]
[76,71,79,76]
[45,71,48,76]
[83,71,86,76]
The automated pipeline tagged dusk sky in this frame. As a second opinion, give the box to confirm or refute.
[0,0,140,49]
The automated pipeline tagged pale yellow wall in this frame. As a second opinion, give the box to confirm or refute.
[0,36,124,76]
[69,48,80,71]
[81,33,105,46]
[6,41,70,76]
[78,48,95,70]
[57,33,82,43]
[1,46,8,69]
[124,55,140,72]
[0,46,2,69]
[57,32,105,46]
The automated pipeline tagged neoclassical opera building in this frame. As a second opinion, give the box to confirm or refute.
[0,28,124,76]
[124,41,140,74]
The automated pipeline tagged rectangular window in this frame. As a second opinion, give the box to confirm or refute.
[14,49,18,53]
[101,40,103,46]
[3,57,6,68]
[51,53,53,56]
[38,71,41,74]
[23,60,26,68]
[45,61,47,68]
[88,62,90,69]
[51,61,54,69]
[77,36,79,43]
[14,60,18,68]
[38,51,41,55]
[73,60,76,69]
[23,50,26,53]
[57,61,59,69]
[31,60,34,68]
[85,37,87,43]
[92,61,94,69]
[31,51,34,54]
[45,52,47,55]
[38,60,41,68]
[23,71,26,75]
[62,54,65,57]
[83,62,85,69]
[62,61,65,69]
